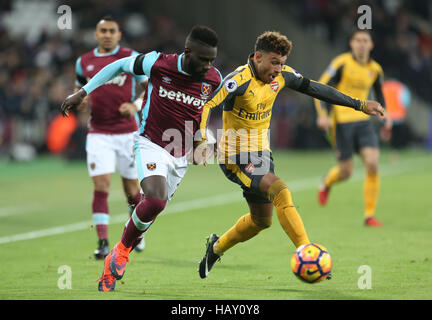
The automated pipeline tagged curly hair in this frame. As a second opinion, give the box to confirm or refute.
[255,31,292,56]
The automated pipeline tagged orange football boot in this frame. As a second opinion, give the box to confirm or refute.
[98,252,116,292]
[109,242,131,280]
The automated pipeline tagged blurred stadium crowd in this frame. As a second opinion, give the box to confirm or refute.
[274,0,432,104]
[0,0,430,160]
[0,0,245,160]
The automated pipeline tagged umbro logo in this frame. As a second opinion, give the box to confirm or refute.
[162,76,172,84]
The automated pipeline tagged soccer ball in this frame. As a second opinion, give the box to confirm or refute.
[291,243,332,283]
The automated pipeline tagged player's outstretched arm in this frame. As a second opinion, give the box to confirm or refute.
[306,80,384,117]
[283,69,384,119]
[296,78,384,119]
[61,56,136,117]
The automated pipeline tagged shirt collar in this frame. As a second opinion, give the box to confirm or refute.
[350,52,371,65]
[247,53,264,81]
[177,53,191,75]
[93,45,120,57]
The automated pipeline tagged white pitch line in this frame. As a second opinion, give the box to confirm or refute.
[0,155,430,245]
[0,190,133,219]
[0,193,241,245]
[0,204,44,218]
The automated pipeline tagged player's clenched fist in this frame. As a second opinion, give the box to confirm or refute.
[61,88,87,116]
[363,100,385,119]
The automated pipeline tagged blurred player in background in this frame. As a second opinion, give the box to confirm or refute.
[74,16,148,259]
[197,31,385,279]
[314,30,392,227]
[62,25,223,291]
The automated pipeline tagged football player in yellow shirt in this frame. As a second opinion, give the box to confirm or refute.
[197,31,385,278]
[314,30,392,227]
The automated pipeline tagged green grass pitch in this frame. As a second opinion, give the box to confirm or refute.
[1,149,431,300]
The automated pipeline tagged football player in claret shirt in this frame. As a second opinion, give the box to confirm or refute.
[74,16,148,259]
[61,25,223,292]
[314,29,392,227]
[197,31,385,279]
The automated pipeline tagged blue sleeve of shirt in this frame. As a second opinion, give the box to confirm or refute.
[75,57,84,76]
[139,51,160,76]
[82,52,161,94]
[82,56,135,94]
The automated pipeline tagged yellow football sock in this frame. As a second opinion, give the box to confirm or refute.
[213,213,264,255]
[268,179,310,248]
[324,166,341,188]
[364,172,380,218]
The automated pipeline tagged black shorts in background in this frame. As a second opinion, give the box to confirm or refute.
[335,120,379,161]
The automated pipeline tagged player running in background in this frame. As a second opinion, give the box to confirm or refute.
[314,29,392,227]
[74,16,148,259]
[197,31,385,279]
[61,25,223,291]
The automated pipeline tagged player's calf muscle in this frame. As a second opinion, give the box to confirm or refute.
[92,175,111,192]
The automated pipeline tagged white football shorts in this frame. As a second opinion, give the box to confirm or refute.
[133,133,188,201]
[86,132,138,180]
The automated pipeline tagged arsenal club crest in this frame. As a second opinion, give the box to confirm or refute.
[201,82,212,98]
[270,81,279,92]
[245,163,255,173]
[147,162,156,171]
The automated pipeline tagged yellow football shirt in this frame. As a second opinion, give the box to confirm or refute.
[201,54,366,159]
[314,52,385,123]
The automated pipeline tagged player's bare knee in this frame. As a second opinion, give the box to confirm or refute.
[365,162,378,175]
[93,178,110,193]
[140,176,169,201]
[339,167,353,180]
[145,190,168,202]
[123,178,139,192]
[124,185,140,200]
[259,173,280,195]
[252,215,272,229]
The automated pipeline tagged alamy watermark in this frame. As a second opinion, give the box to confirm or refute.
[357,5,372,30]
[57,5,72,30]
[357,265,372,289]
[57,265,72,289]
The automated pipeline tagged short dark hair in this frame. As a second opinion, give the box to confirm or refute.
[350,28,372,40]
[187,25,218,47]
[97,15,120,29]
[255,31,292,56]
